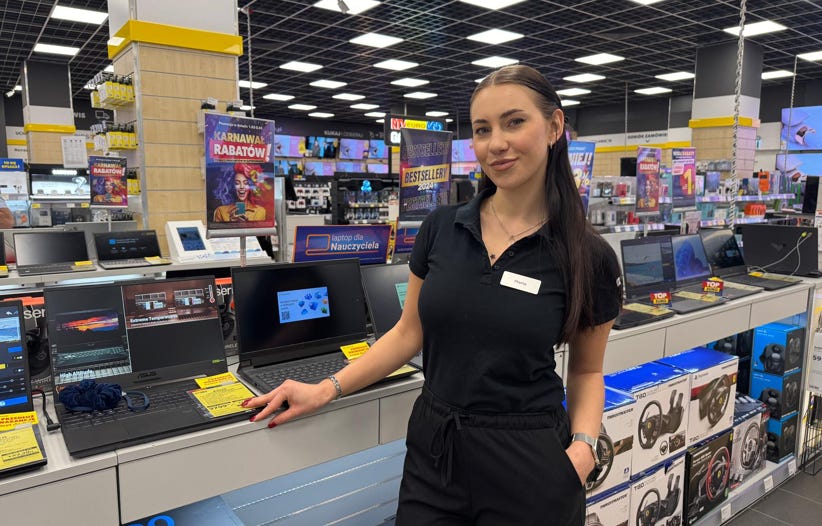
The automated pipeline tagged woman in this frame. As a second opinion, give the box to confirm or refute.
[243,65,622,525]
[92,178,124,204]
[213,163,266,222]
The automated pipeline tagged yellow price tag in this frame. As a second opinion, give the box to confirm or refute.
[674,291,721,302]
[341,341,370,361]
[0,427,44,470]
[623,303,670,315]
[195,371,239,389]
[189,382,255,418]
[0,265,7,272]
[749,271,763,277]
[387,364,418,378]
[0,411,39,432]
[31,203,41,209]
[73,260,94,266]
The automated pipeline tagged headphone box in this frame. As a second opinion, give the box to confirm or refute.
[605,362,690,475]
[752,323,805,375]
[730,395,768,489]
[628,454,685,526]
[685,429,733,525]
[656,348,739,446]
[766,412,798,462]
[0,292,51,391]
[585,483,630,526]
[586,387,636,501]
[750,369,801,420]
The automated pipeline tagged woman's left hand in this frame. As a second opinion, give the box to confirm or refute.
[565,441,595,486]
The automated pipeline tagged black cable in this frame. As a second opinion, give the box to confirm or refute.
[31,388,61,431]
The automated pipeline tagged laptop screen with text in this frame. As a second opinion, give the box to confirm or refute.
[671,234,713,282]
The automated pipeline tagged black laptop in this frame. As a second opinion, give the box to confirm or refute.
[739,224,820,278]
[13,231,96,276]
[699,229,799,290]
[613,236,676,330]
[45,277,253,458]
[670,234,762,301]
[94,230,171,269]
[0,299,48,477]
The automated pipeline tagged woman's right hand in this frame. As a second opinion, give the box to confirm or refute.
[243,378,338,428]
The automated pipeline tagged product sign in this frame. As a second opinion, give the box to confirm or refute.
[650,291,671,305]
[393,224,420,254]
[399,128,452,221]
[635,147,661,214]
[702,279,724,296]
[88,156,128,207]
[0,158,27,198]
[385,114,447,146]
[811,332,822,395]
[569,141,595,212]
[293,225,391,265]
[204,113,276,233]
[671,147,697,210]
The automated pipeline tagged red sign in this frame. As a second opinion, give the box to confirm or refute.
[650,291,671,305]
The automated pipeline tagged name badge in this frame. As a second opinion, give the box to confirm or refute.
[500,271,541,295]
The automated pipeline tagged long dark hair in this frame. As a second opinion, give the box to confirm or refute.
[472,64,610,343]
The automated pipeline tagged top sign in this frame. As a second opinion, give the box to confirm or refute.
[385,115,447,145]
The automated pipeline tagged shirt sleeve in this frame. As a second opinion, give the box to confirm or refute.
[408,208,440,279]
[591,236,623,325]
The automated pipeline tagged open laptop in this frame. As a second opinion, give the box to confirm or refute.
[0,299,48,477]
[613,236,676,330]
[94,230,171,269]
[698,229,800,290]
[45,277,253,458]
[739,224,821,278]
[13,231,96,276]
[671,234,762,301]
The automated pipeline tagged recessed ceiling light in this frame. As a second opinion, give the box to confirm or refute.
[404,92,437,99]
[562,99,581,106]
[376,119,385,123]
[629,0,665,5]
[563,73,605,83]
[723,20,787,37]
[84,81,96,90]
[365,112,386,118]
[475,77,487,83]
[263,93,295,101]
[239,80,267,89]
[351,103,379,110]
[459,0,527,9]
[472,56,519,68]
[289,104,318,111]
[426,111,449,117]
[761,70,794,80]
[310,79,347,89]
[5,90,15,98]
[14,85,22,91]
[51,5,108,24]
[313,0,380,15]
[374,59,418,71]
[240,105,256,111]
[350,32,403,48]
[446,118,454,123]
[655,71,695,82]
[333,93,365,101]
[33,43,80,56]
[575,53,624,65]
[798,50,822,62]
[391,78,429,87]
[556,88,590,96]
[308,112,335,118]
[467,29,524,45]
[635,87,672,95]
[280,61,323,72]
[104,65,114,73]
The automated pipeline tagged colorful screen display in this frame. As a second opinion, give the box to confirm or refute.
[274,135,304,157]
[339,139,368,160]
[451,139,477,163]
[671,235,712,282]
[177,227,206,251]
[368,140,387,159]
[277,287,330,324]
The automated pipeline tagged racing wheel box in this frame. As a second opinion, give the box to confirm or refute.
[586,387,637,500]
[585,484,630,526]
[750,369,801,420]
[685,429,733,525]
[766,412,798,462]
[605,363,689,475]
[656,348,738,446]
[629,454,685,526]
[730,394,768,489]
[752,322,805,375]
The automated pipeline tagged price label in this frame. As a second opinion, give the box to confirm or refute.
[764,475,774,493]
[809,333,822,394]
[702,279,724,295]
[650,291,671,305]
[788,459,797,475]
[720,504,732,522]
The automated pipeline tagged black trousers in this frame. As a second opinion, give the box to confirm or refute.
[395,386,586,526]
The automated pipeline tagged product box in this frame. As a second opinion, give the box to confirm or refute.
[752,322,805,374]
[750,369,801,420]
[585,484,631,526]
[766,413,798,462]
[605,363,690,475]
[214,277,238,357]
[587,387,637,500]
[684,429,733,525]
[730,394,768,489]
[656,348,738,446]
[0,292,51,391]
[629,454,685,526]
[706,335,736,355]
[736,356,751,396]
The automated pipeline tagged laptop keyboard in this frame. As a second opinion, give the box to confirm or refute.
[54,346,129,368]
[248,355,348,391]
[17,263,95,275]
[99,258,154,268]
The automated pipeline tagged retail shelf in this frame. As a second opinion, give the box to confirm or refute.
[609,197,636,205]
[698,217,767,227]
[345,203,389,208]
[346,219,392,225]
[697,194,795,203]
[609,223,666,233]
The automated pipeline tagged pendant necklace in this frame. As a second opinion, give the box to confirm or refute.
[488,197,547,261]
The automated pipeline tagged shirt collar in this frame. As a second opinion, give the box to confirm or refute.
[454,187,550,241]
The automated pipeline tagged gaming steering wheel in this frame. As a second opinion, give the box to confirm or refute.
[698,375,732,427]
[586,424,615,492]
[760,343,785,373]
[585,513,605,526]
[705,446,731,502]
[740,422,762,471]
[759,388,782,419]
[638,391,684,450]
[637,488,661,526]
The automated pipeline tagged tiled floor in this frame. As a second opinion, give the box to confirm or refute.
[727,470,822,525]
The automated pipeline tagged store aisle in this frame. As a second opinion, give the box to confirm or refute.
[727,471,822,525]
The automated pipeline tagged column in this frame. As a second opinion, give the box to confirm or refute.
[20,60,76,163]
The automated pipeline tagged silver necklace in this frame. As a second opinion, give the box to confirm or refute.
[488,197,547,261]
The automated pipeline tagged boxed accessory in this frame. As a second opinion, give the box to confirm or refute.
[605,363,689,475]
[766,412,798,462]
[656,348,738,446]
[730,394,768,489]
[587,387,636,500]
[707,335,736,355]
[629,454,685,526]
[215,277,237,357]
[0,292,51,391]
[585,484,631,526]
[752,322,805,374]
[750,369,801,420]
[685,429,733,525]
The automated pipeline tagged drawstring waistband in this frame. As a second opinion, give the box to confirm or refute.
[429,411,462,486]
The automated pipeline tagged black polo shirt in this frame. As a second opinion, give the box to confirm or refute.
[410,189,621,413]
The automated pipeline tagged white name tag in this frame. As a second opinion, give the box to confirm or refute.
[500,271,541,295]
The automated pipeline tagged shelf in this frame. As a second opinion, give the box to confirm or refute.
[697,194,795,203]
[345,203,389,208]
[346,220,392,225]
[609,223,666,233]
[609,197,636,206]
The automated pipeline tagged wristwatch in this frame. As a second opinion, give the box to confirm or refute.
[572,432,601,465]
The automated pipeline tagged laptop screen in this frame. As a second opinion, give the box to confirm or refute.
[620,236,675,295]
[671,234,713,282]
[14,231,89,266]
[0,301,32,413]
[232,259,367,363]
[94,230,161,261]
[699,229,745,270]
[45,277,225,391]
[361,263,409,337]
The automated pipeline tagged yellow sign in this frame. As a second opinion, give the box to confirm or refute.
[0,427,43,470]
[674,290,722,303]
[623,303,670,315]
[341,341,370,361]
[189,382,255,418]
[404,119,427,129]
[195,371,239,389]
[0,411,38,431]
[74,260,94,266]
[401,164,450,187]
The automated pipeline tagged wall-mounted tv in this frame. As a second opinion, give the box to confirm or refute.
[28,164,90,199]
[782,105,822,150]
[274,160,303,176]
[335,162,367,173]
[305,136,339,159]
[367,140,387,160]
[452,162,481,176]
[274,135,305,157]
[451,139,477,163]
[303,161,335,176]
[367,163,389,174]
[339,138,368,160]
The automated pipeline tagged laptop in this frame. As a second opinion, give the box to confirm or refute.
[613,237,676,330]
[0,299,48,477]
[44,277,253,458]
[94,230,171,269]
[739,224,821,278]
[698,229,800,290]
[13,231,96,276]
[233,259,418,395]
[670,234,762,301]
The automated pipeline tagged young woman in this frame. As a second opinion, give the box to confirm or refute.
[244,64,622,525]
[212,163,266,222]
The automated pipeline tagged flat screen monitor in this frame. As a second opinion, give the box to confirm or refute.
[620,236,675,294]
[303,161,335,176]
[273,160,302,176]
[803,176,820,214]
[699,229,746,269]
[28,164,90,199]
[367,140,387,160]
[671,234,712,282]
[620,157,637,178]
[273,135,304,157]
[367,163,389,174]
[339,139,368,160]
[451,139,477,163]
[336,162,367,173]
[305,136,339,159]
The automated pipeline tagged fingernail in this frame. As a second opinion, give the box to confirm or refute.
[249,416,256,422]
[267,422,277,429]
[241,398,252,407]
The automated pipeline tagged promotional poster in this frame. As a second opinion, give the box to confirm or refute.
[204,113,276,233]
[782,105,822,150]
[635,147,661,214]
[399,128,452,220]
[393,224,420,255]
[88,156,128,207]
[569,141,596,211]
[671,147,697,210]
[293,225,391,265]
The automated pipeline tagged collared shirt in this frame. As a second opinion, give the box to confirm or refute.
[410,188,621,413]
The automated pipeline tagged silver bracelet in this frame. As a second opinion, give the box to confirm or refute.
[327,375,343,399]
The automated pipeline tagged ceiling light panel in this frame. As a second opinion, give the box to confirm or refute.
[374,59,418,70]
[723,20,787,37]
[629,0,666,5]
[33,43,80,56]
[575,53,624,65]
[289,104,318,110]
[459,0,527,9]
[761,70,794,80]
[351,103,379,109]
[350,32,403,48]
[365,112,386,117]
[405,92,437,99]
[333,93,366,101]
[263,93,295,101]
[426,111,449,117]
[635,87,672,95]
[391,78,429,87]
[310,79,347,89]
[556,88,591,96]
[313,0,380,15]
[467,29,524,45]
[308,112,335,118]
[798,51,822,62]
[655,71,695,82]
[562,99,581,106]
[280,61,323,72]
[472,56,519,68]
[563,73,605,83]
[51,5,108,24]
[239,80,267,89]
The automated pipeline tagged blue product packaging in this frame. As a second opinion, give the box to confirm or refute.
[752,322,805,375]
[750,369,801,420]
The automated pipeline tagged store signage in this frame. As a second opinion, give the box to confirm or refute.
[569,141,595,212]
[671,147,697,210]
[89,155,128,208]
[385,114,446,146]
[293,224,391,264]
[394,224,420,254]
[399,128,452,220]
[635,146,661,215]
